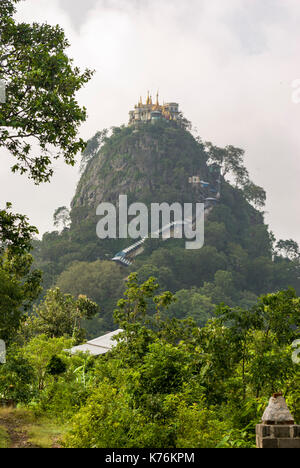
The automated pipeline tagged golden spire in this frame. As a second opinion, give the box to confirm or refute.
[145,91,153,106]
[152,90,160,111]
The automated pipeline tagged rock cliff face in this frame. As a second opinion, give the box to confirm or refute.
[71,122,213,220]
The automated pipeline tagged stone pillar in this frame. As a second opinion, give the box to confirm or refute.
[256,393,300,448]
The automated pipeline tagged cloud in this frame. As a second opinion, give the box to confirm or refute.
[59,0,99,29]
[1,0,299,245]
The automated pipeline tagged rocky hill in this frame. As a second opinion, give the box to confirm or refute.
[33,120,300,336]
[71,122,212,216]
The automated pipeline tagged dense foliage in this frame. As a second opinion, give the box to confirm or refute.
[0,2,97,445]
[20,288,99,344]
[0,0,93,183]
[1,275,298,448]
[0,0,93,343]
[31,124,300,337]
[0,251,41,343]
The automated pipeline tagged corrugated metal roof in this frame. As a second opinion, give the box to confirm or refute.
[69,329,123,356]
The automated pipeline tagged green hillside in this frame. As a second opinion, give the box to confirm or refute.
[33,121,300,336]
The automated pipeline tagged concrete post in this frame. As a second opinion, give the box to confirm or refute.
[256,393,300,448]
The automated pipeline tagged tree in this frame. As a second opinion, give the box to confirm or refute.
[26,288,98,343]
[46,355,67,377]
[23,334,72,390]
[136,263,177,292]
[0,0,93,340]
[205,142,266,209]
[276,239,300,261]
[0,251,41,343]
[40,277,300,447]
[80,129,108,173]
[0,204,41,344]
[215,304,262,400]
[56,260,125,331]
[242,181,266,209]
[0,0,93,183]
[113,273,160,348]
[0,203,38,256]
[176,111,192,131]
[64,275,247,448]
[205,142,248,185]
[167,289,215,326]
[0,344,34,403]
[204,221,228,251]
[200,270,237,306]
[53,206,71,231]
[252,288,300,346]
[216,288,300,398]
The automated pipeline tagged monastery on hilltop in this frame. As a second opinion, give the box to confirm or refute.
[129,92,179,125]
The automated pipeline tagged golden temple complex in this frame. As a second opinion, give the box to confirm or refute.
[129,92,179,125]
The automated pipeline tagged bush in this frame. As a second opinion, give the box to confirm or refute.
[64,380,239,448]
[0,345,35,404]
[37,379,91,420]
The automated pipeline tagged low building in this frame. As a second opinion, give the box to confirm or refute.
[188,177,210,187]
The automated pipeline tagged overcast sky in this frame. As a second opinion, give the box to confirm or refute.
[0,0,299,245]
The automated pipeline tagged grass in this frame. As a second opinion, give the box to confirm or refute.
[0,426,9,448]
[25,417,67,448]
[0,407,67,448]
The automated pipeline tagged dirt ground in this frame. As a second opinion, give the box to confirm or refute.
[0,414,38,448]
[0,408,62,448]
